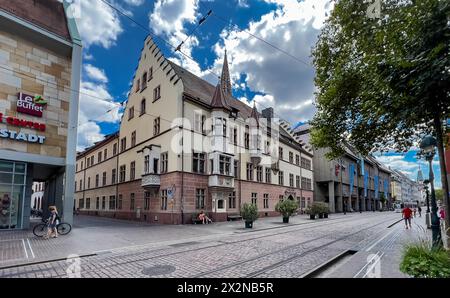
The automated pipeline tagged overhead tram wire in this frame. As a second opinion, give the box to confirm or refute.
[198,1,311,67]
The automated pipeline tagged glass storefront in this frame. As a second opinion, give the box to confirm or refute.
[0,160,26,229]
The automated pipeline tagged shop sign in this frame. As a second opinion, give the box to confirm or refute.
[16,93,47,117]
[0,113,46,132]
[0,129,45,144]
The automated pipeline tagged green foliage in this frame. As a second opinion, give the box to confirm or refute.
[435,189,444,202]
[275,199,298,217]
[240,203,258,222]
[311,0,450,159]
[306,202,328,215]
[400,243,450,278]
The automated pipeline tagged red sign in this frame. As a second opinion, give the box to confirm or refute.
[0,113,46,132]
[16,92,47,117]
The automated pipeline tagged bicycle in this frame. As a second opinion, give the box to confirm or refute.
[33,218,72,237]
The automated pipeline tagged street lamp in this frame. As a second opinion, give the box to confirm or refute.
[419,135,442,248]
[423,180,430,213]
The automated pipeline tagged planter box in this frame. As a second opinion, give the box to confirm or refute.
[309,214,316,220]
[324,213,328,218]
[245,221,253,228]
[318,213,324,219]
[283,217,289,223]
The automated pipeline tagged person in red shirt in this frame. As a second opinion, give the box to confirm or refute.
[402,206,413,229]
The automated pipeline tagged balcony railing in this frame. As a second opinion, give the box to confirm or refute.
[208,175,234,189]
[141,173,160,188]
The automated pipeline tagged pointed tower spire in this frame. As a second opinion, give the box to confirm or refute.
[211,82,231,111]
[220,49,232,96]
[417,164,424,183]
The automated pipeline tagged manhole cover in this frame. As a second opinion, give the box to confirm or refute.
[142,265,176,276]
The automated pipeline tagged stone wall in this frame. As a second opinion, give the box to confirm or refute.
[0,29,71,158]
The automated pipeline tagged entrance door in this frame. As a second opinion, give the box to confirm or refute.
[0,161,26,229]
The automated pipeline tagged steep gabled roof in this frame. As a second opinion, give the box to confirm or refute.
[211,82,232,111]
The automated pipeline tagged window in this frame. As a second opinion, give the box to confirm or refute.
[228,191,236,209]
[98,151,102,163]
[265,168,271,183]
[142,72,147,89]
[140,98,146,116]
[136,79,140,92]
[279,195,284,202]
[153,85,161,101]
[256,166,263,182]
[194,112,206,133]
[79,198,84,209]
[104,148,108,160]
[87,177,91,189]
[79,179,82,191]
[101,196,106,210]
[161,189,168,210]
[144,192,150,210]
[129,106,134,120]
[278,171,284,186]
[86,198,91,210]
[130,161,136,180]
[244,126,250,149]
[296,175,300,188]
[153,117,160,135]
[279,147,284,160]
[96,197,100,210]
[102,172,107,186]
[289,152,293,163]
[263,194,269,209]
[234,160,239,178]
[86,158,90,168]
[113,143,117,156]
[232,127,238,145]
[301,157,311,170]
[196,189,205,209]
[95,174,99,188]
[289,174,294,187]
[131,131,136,147]
[76,163,78,172]
[153,158,159,173]
[144,155,150,174]
[301,197,306,209]
[148,67,153,81]
[193,152,206,173]
[218,200,224,209]
[219,155,231,176]
[295,154,300,165]
[246,163,253,181]
[81,161,84,170]
[222,118,227,137]
[301,177,312,190]
[120,137,127,152]
[130,193,135,210]
[109,196,116,210]
[119,165,126,182]
[251,193,257,205]
[161,152,168,173]
[91,156,94,165]
[118,195,123,210]
[112,169,116,184]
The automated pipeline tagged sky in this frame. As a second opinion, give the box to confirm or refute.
[69,0,444,188]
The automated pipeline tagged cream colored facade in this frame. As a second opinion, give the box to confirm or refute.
[75,36,314,224]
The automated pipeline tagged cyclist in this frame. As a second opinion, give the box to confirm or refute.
[44,206,60,239]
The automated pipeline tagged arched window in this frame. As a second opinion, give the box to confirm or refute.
[140,98,146,115]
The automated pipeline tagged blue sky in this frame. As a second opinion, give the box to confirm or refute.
[71,0,444,188]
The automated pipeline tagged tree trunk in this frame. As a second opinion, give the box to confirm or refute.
[433,115,450,238]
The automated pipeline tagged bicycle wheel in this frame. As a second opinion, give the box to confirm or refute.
[57,223,72,235]
[33,224,48,237]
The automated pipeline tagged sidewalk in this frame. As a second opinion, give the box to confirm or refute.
[0,212,355,268]
[321,214,430,278]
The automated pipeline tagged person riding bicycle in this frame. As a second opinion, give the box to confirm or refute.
[44,206,60,239]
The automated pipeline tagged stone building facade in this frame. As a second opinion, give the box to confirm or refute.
[0,0,81,229]
[74,36,314,224]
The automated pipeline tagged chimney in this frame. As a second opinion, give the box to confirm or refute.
[262,107,274,120]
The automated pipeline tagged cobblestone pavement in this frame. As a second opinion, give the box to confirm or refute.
[0,212,410,278]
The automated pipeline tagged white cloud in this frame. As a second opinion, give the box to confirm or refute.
[76,0,124,48]
[124,0,145,6]
[237,0,249,8]
[84,64,108,83]
[205,0,334,124]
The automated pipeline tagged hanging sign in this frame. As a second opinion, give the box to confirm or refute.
[16,93,47,117]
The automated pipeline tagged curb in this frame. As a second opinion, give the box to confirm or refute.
[0,253,97,270]
[300,249,357,278]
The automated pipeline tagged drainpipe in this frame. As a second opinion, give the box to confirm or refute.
[181,97,185,224]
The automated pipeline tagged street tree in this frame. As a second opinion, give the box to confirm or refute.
[311,0,450,234]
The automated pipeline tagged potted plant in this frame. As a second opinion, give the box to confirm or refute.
[319,202,330,218]
[305,207,316,220]
[379,195,386,211]
[275,199,298,223]
[241,203,258,228]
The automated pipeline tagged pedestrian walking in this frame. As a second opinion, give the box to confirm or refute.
[343,201,347,215]
[418,206,422,217]
[413,208,417,217]
[44,206,60,239]
[402,206,413,229]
